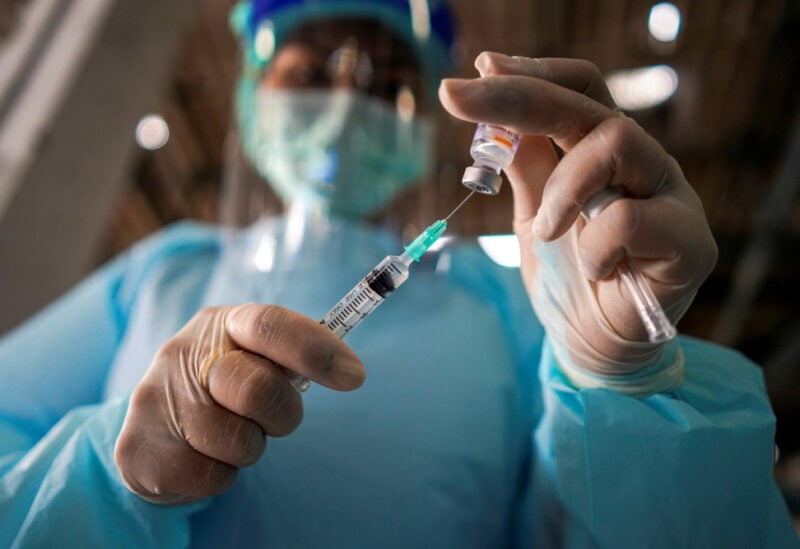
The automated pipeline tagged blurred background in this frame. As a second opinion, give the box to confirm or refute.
[0,0,798,524]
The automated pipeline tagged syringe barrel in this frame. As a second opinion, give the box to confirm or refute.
[321,255,410,337]
[287,255,411,392]
[617,261,677,343]
[320,279,385,338]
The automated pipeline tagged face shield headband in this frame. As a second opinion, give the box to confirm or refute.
[231,0,455,93]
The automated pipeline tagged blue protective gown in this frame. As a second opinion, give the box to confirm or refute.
[0,220,796,548]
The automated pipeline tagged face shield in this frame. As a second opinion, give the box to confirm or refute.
[251,18,434,220]
[217,1,456,284]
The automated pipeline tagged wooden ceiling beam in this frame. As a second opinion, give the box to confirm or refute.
[0,0,194,333]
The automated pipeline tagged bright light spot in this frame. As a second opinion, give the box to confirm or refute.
[648,3,682,42]
[606,65,679,111]
[135,114,169,150]
[253,233,276,272]
[329,38,359,81]
[478,234,520,268]
[284,198,308,256]
[409,0,431,41]
[254,21,275,62]
[396,85,416,123]
[426,235,453,254]
[435,250,451,274]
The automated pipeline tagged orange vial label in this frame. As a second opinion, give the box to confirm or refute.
[493,136,513,148]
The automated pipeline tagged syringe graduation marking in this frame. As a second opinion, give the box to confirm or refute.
[323,281,383,333]
[339,292,372,321]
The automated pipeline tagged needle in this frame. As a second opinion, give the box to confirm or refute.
[444,190,476,221]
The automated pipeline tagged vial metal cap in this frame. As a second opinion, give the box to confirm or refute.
[461,166,502,195]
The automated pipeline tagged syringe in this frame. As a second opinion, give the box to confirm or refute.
[284,192,475,392]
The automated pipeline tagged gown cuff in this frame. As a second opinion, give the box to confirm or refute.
[551,337,684,398]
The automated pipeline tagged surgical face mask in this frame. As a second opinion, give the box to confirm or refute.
[250,89,433,219]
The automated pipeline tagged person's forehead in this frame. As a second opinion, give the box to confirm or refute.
[280,17,420,68]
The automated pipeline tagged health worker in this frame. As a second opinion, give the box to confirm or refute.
[0,0,797,547]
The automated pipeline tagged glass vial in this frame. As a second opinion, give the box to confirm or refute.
[461,124,521,195]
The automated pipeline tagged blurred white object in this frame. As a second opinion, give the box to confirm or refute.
[606,65,678,111]
[135,114,170,150]
[648,2,682,43]
[478,234,520,268]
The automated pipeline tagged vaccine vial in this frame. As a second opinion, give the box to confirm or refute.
[461,124,521,195]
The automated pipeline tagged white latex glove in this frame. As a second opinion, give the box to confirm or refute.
[439,53,717,395]
[115,304,364,504]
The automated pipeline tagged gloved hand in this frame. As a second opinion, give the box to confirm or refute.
[114,304,364,504]
[439,53,717,394]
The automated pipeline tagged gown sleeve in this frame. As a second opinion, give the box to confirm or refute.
[0,225,211,547]
[529,335,799,547]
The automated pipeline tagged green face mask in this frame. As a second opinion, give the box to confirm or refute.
[251,89,433,218]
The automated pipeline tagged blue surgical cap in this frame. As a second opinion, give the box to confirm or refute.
[230,0,456,85]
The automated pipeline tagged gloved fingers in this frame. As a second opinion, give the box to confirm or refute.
[438,71,609,246]
[206,349,303,437]
[501,135,560,224]
[578,193,716,288]
[115,385,239,504]
[116,438,238,505]
[438,74,611,151]
[577,198,674,281]
[534,115,678,241]
[473,52,617,108]
[579,204,630,282]
[504,135,559,291]
[177,394,267,467]
[225,303,365,391]
[441,53,617,226]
